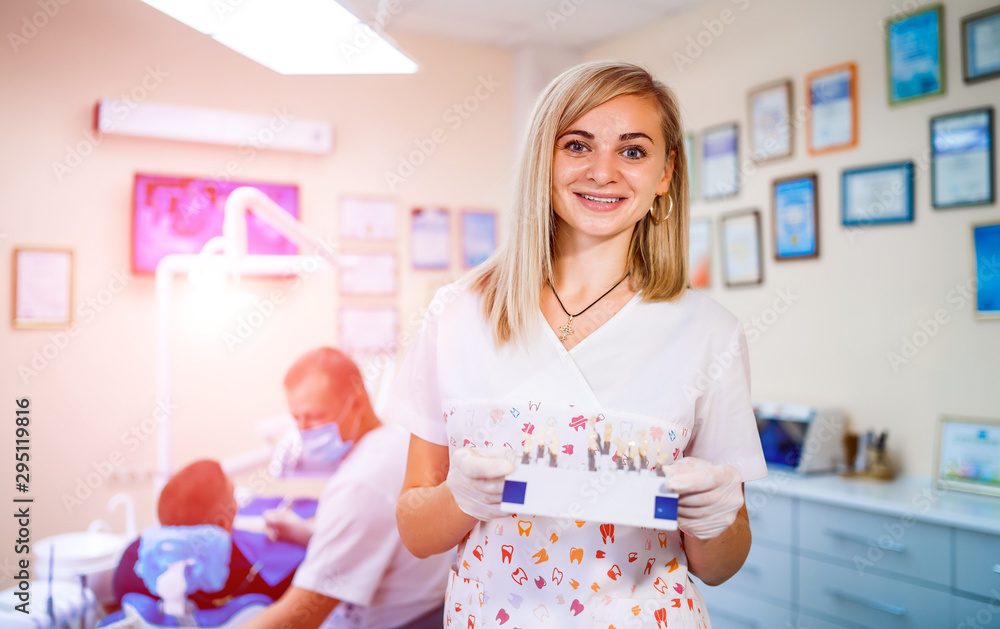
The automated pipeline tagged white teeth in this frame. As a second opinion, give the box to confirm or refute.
[580,194,621,203]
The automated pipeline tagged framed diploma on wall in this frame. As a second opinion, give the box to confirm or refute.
[339,253,397,296]
[339,196,397,241]
[748,79,793,163]
[962,5,1000,84]
[339,306,398,356]
[684,132,696,201]
[806,62,857,155]
[772,174,819,260]
[461,210,497,268]
[934,415,1000,498]
[886,5,945,105]
[973,221,1000,319]
[701,123,739,200]
[720,209,763,287]
[410,207,451,269]
[841,161,915,226]
[12,247,74,330]
[688,218,711,288]
[931,107,995,209]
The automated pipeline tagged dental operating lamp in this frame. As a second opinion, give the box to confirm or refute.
[154,187,347,496]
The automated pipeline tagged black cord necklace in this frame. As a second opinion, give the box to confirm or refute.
[547,273,629,342]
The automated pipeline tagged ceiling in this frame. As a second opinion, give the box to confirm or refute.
[339,0,709,50]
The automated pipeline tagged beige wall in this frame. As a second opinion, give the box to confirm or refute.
[588,0,1000,475]
[0,0,514,572]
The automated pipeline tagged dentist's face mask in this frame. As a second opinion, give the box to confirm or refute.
[272,390,362,477]
[298,421,353,470]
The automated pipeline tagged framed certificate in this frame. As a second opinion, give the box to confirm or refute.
[339,253,396,296]
[973,221,1000,319]
[12,247,74,330]
[806,62,857,155]
[749,79,793,162]
[339,196,397,241]
[962,5,1000,84]
[688,218,711,288]
[339,306,398,355]
[461,210,497,268]
[684,132,696,201]
[410,207,451,269]
[772,174,819,260]
[934,415,1000,498]
[931,107,995,209]
[886,5,945,105]
[841,161,915,226]
[720,209,763,287]
[701,123,739,200]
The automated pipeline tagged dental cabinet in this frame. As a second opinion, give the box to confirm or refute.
[698,473,1000,629]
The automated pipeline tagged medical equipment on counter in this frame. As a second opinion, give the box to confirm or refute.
[754,403,846,474]
[500,421,679,529]
[0,579,97,629]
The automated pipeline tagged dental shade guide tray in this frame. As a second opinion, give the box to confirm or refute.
[499,425,678,530]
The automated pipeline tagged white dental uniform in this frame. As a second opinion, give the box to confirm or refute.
[292,423,451,629]
[384,280,767,629]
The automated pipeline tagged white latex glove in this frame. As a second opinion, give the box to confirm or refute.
[264,506,313,546]
[663,456,744,540]
[446,447,514,521]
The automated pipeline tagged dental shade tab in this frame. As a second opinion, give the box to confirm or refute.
[500,420,678,530]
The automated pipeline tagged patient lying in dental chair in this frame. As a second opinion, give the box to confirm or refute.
[110,460,295,612]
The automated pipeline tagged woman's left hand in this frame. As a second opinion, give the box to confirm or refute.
[663,456,743,540]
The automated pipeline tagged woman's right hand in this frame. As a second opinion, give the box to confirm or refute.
[445,446,515,521]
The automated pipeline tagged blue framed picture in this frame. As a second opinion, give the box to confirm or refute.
[931,107,995,209]
[962,6,1000,84]
[461,210,496,268]
[841,161,915,226]
[886,5,945,105]
[702,123,739,200]
[772,174,818,260]
[973,222,1000,319]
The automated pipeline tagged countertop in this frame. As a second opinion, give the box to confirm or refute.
[746,468,1000,536]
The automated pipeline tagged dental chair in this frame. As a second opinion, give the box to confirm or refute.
[98,526,270,628]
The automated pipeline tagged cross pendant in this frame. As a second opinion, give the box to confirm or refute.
[558,315,574,342]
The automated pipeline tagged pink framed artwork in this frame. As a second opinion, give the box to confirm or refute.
[131,173,300,273]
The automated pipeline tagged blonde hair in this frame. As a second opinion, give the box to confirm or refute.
[470,60,689,348]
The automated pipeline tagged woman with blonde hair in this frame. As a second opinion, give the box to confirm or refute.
[389,60,766,628]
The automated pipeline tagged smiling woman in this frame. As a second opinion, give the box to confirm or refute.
[551,94,675,248]
[390,61,767,629]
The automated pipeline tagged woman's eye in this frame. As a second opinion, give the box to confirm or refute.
[564,140,587,152]
[622,146,646,159]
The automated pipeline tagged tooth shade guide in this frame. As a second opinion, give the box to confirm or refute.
[500,465,679,530]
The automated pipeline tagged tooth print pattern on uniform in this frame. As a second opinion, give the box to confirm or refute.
[384,280,768,629]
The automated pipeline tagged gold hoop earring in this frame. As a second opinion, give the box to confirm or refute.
[649,195,673,223]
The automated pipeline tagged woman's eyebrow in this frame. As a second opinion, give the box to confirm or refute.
[620,132,654,142]
[557,129,594,140]
[556,129,655,143]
